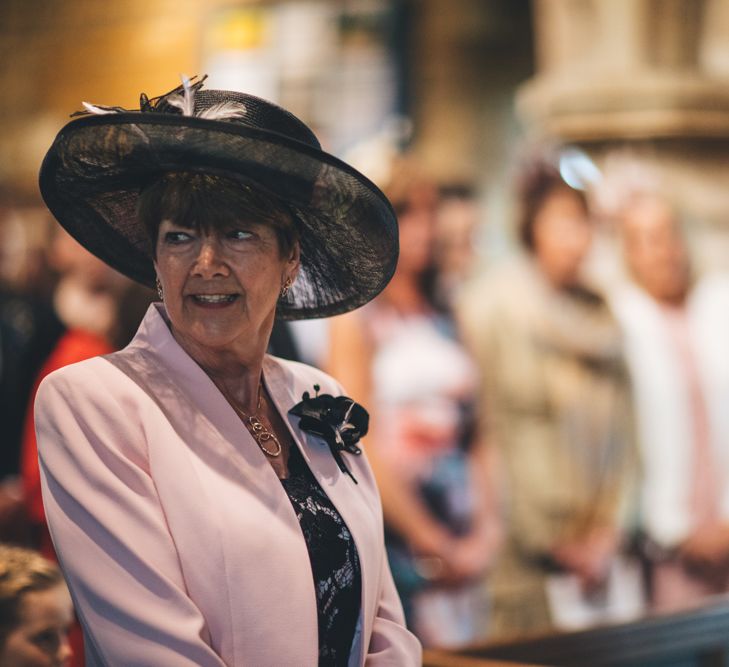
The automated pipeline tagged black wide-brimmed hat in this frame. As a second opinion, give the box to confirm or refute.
[38,76,398,320]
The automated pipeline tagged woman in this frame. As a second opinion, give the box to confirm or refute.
[457,160,638,638]
[0,544,73,667]
[34,77,421,665]
[328,161,500,647]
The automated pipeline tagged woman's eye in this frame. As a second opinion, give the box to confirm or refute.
[163,231,193,244]
[227,230,253,241]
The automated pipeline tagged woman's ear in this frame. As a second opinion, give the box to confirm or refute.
[287,241,301,278]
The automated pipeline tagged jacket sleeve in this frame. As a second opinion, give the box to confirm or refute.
[35,368,227,667]
[365,549,422,665]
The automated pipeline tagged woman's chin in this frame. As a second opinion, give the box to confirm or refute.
[188,326,245,351]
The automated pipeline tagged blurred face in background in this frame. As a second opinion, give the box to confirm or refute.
[532,186,592,288]
[395,182,439,278]
[621,196,690,305]
[434,196,478,284]
[49,228,121,288]
[49,227,130,337]
[0,584,73,667]
[0,209,56,294]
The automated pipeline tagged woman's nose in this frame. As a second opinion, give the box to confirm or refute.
[193,237,229,277]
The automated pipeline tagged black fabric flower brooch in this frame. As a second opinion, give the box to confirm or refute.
[289,385,369,483]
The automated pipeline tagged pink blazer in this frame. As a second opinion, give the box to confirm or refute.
[35,304,421,666]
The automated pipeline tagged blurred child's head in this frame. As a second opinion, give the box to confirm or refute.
[0,545,73,667]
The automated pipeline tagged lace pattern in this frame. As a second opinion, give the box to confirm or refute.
[280,446,362,665]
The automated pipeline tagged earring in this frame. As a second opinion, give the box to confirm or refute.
[156,278,164,301]
[279,277,293,299]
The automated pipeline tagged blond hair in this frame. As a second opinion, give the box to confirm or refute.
[0,545,64,646]
[380,157,438,216]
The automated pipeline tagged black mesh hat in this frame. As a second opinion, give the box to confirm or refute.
[38,76,398,320]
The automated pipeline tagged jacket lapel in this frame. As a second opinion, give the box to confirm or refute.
[264,356,382,665]
[110,306,378,665]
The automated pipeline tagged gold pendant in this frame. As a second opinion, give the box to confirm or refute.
[247,416,283,457]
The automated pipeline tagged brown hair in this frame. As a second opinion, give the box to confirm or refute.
[0,545,65,647]
[381,158,439,217]
[137,172,300,258]
[516,163,588,252]
[380,157,441,306]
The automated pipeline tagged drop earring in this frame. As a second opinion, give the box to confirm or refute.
[156,278,164,301]
[279,277,293,299]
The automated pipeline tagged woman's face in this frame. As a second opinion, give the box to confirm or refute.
[396,186,438,277]
[532,186,592,288]
[0,584,73,667]
[154,218,299,357]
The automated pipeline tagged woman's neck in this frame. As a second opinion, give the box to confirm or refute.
[169,327,267,414]
[204,358,263,414]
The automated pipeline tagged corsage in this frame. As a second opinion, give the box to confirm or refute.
[289,384,368,483]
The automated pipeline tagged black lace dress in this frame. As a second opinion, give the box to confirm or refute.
[280,445,362,665]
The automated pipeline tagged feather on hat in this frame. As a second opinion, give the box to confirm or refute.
[39,76,398,320]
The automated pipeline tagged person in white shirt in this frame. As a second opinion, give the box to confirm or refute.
[611,193,729,611]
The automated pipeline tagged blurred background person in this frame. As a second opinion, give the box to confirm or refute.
[19,229,151,667]
[429,184,481,313]
[0,544,73,667]
[21,228,143,560]
[0,209,65,543]
[328,158,500,647]
[610,192,729,612]
[458,159,639,639]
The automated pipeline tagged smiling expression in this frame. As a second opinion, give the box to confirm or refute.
[154,218,299,359]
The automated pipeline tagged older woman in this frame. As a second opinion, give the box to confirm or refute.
[458,160,637,638]
[0,544,73,667]
[34,77,420,666]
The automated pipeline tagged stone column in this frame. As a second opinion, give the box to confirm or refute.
[518,0,729,267]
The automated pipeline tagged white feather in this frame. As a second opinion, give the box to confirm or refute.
[164,94,185,112]
[82,101,119,115]
[180,73,194,117]
[196,101,248,121]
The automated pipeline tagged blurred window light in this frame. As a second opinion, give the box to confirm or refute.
[203,7,279,101]
[201,1,405,158]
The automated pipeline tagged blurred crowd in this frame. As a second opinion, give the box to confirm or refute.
[2,146,729,664]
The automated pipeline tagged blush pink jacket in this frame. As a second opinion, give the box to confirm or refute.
[35,304,421,666]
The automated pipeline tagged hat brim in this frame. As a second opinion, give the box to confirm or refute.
[39,113,398,320]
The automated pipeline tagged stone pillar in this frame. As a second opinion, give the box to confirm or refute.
[411,0,533,186]
[518,0,729,267]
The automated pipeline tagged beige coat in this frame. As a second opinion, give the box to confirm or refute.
[35,304,421,666]
[458,259,636,638]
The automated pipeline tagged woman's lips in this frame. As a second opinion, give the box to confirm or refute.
[189,294,239,307]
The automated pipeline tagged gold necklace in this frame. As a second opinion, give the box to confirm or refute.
[227,384,283,458]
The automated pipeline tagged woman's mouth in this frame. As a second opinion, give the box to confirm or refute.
[190,294,239,306]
